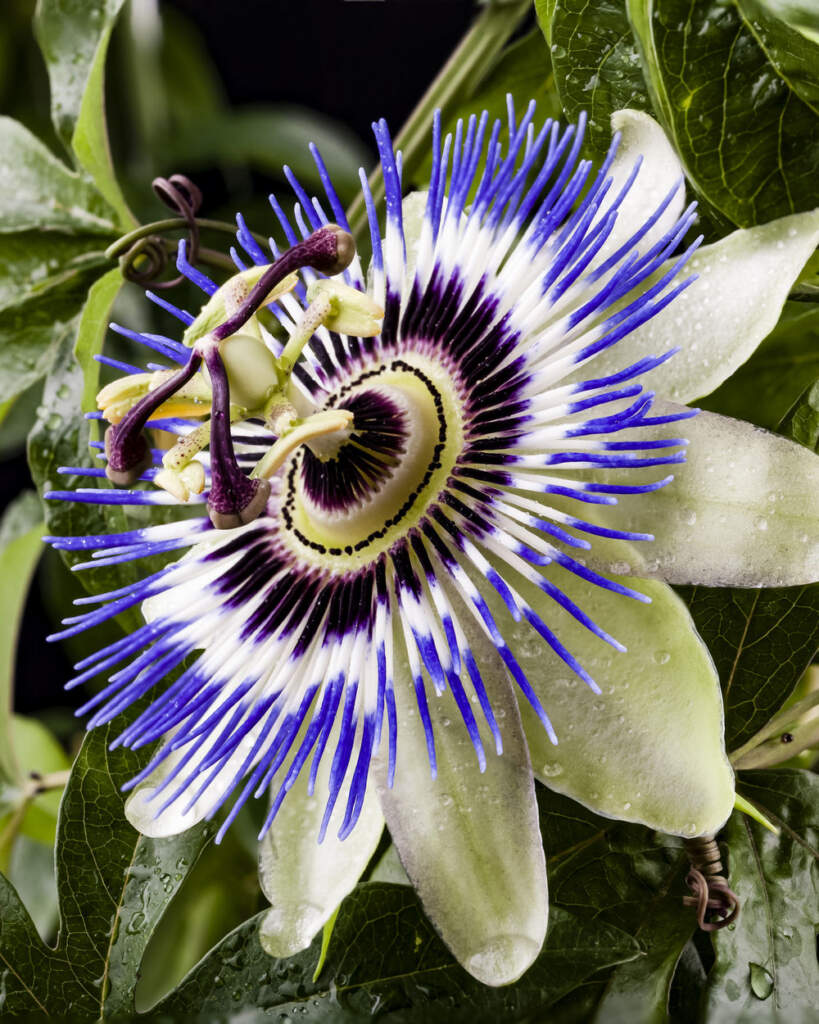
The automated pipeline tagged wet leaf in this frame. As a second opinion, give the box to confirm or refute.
[0,116,117,236]
[0,233,108,313]
[34,0,134,226]
[0,704,211,1019]
[779,378,819,452]
[704,770,819,1021]
[749,962,775,1000]
[736,0,819,113]
[155,883,638,1020]
[535,0,650,157]
[627,0,819,227]
[678,585,819,750]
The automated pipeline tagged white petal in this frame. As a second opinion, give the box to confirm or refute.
[258,725,384,958]
[581,401,819,586]
[374,595,547,987]
[596,109,686,265]
[585,210,819,403]
[496,567,735,837]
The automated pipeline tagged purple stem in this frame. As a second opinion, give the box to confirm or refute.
[204,346,268,526]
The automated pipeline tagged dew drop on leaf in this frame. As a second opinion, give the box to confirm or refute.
[749,962,774,1000]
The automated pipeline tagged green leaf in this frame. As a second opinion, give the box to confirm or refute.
[7,835,59,943]
[700,303,819,431]
[537,786,698,1023]
[752,0,819,42]
[0,872,54,1016]
[736,0,819,113]
[780,378,819,452]
[34,0,134,227]
[0,233,108,313]
[156,884,638,1019]
[677,585,819,750]
[704,770,819,1021]
[0,116,117,235]
[0,705,212,1019]
[0,292,89,406]
[626,0,819,227]
[70,6,135,229]
[55,714,213,1018]
[536,0,650,157]
[0,493,44,785]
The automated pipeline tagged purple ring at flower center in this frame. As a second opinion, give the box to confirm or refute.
[300,389,408,512]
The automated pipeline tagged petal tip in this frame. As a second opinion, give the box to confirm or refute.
[463,934,541,987]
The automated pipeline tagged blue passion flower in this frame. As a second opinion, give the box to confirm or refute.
[45,102,819,985]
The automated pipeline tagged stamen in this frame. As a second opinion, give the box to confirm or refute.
[104,352,202,485]
[211,224,354,343]
[253,410,355,480]
[103,224,355,495]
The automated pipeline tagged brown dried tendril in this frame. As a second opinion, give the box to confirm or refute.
[682,835,740,932]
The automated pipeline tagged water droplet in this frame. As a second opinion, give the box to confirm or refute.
[541,762,563,778]
[749,962,774,1000]
[654,650,671,665]
[125,911,146,935]
[623,802,632,811]
[755,517,768,532]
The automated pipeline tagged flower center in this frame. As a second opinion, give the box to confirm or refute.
[280,354,464,564]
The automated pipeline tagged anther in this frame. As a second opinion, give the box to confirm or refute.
[104,351,202,485]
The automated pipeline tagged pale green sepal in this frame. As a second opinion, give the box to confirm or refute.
[731,717,819,770]
[731,688,819,768]
[312,907,339,982]
[734,794,780,836]
[374,591,547,987]
[585,209,819,403]
[596,110,685,267]
[257,719,384,959]
[575,401,819,587]
[494,568,735,838]
[368,843,411,885]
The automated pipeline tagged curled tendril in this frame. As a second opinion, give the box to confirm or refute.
[119,174,203,289]
[682,835,740,932]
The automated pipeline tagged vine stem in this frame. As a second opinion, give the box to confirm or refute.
[105,217,269,261]
[346,0,532,238]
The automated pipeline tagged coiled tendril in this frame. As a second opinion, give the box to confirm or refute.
[682,835,740,932]
[118,174,203,288]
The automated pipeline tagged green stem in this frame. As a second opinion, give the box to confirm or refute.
[105,218,270,261]
[346,0,532,237]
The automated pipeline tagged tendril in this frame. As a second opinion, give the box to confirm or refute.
[682,835,740,932]
[118,174,203,289]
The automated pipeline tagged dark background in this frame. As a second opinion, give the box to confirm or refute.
[7,0,486,718]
